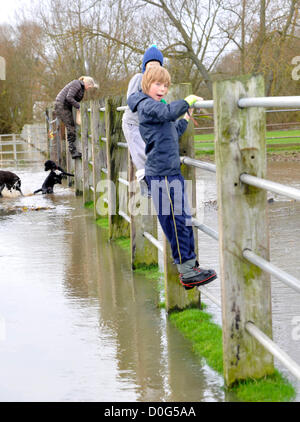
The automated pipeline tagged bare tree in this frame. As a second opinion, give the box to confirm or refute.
[68,0,233,95]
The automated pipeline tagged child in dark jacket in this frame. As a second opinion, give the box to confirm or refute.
[54,76,98,159]
[127,66,217,290]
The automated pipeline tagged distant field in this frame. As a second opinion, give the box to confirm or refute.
[194,129,300,155]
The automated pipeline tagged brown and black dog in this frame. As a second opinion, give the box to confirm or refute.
[0,170,23,197]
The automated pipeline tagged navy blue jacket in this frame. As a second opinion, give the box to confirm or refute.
[127,91,189,176]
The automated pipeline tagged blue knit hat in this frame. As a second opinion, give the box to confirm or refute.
[142,45,164,73]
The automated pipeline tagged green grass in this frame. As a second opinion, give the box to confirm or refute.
[194,129,300,156]
[170,308,296,402]
[96,216,109,229]
[115,236,131,250]
[84,200,94,209]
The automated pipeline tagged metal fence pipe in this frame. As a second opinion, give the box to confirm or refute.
[100,107,105,112]
[240,173,300,201]
[180,156,216,173]
[266,108,300,113]
[118,210,131,223]
[197,286,221,308]
[143,231,163,253]
[243,249,300,294]
[117,142,128,148]
[193,100,214,109]
[101,137,107,142]
[238,96,300,109]
[117,106,128,111]
[245,321,300,381]
[192,218,219,241]
[118,177,129,186]
[101,167,108,174]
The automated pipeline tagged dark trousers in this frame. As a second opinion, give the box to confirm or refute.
[145,174,196,265]
[54,102,76,152]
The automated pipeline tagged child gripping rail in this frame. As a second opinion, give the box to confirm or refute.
[127,66,217,290]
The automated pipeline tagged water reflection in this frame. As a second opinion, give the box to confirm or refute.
[0,165,225,402]
[1,159,299,402]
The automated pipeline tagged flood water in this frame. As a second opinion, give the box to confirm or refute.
[0,158,299,402]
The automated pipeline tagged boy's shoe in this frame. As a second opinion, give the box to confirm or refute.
[179,266,217,290]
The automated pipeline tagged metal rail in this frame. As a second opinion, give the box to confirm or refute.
[143,231,163,253]
[194,100,214,109]
[240,173,300,201]
[197,286,221,308]
[245,322,300,380]
[192,218,219,241]
[243,249,300,294]
[118,210,131,223]
[180,156,216,173]
[238,96,300,108]
[117,142,128,148]
[118,177,129,186]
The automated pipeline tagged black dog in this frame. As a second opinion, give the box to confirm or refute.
[44,160,74,178]
[0,170,23,197]
[34,161,74,194]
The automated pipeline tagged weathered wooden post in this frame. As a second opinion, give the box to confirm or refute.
[59,122,67,170]
[128,153,158,269]
[95,100,108,218]
[105,96,130,240]
[65,127,74,187]
[48,107,58,162]
[73,107,83,195]
[90,100,102,218]
[163,83,200,311]
[45,109,50,159]
[213,74,274,385]
[81,102,93,204]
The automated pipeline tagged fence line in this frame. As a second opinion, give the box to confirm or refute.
[0,134,45,163]
[46,76,300,388]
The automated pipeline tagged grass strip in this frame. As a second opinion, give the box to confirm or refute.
[170,308,296,402]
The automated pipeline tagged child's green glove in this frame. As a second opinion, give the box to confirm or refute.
[184,95,203,106]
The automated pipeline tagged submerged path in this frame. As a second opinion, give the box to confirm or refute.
[0,165,225,402]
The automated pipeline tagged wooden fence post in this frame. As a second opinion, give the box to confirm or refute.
[163,83,200,311]
[48,107,58,162]
[90,100,102,218]
[81,102,93,204]
[105,96,130,240]
[128,153,158,269]
[59,122,67,170]
[95,100,108,218]
[45,109,50,159]
[74,107,83,195]
[213,74,274,386]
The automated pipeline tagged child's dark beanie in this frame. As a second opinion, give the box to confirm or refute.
[142,45,164,73]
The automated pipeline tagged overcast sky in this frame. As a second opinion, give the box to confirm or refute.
[0,0,31,24]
